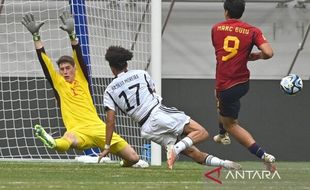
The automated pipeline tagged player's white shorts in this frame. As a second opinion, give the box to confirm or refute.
[141,105,190,147]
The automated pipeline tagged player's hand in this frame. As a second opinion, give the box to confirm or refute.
[98,148,110,163]
[248,52,261,61]
[21,13,44,35]
[59,11,75,35]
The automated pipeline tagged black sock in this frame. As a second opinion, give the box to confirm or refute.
[219,123,226,135]
[248,143,265,159]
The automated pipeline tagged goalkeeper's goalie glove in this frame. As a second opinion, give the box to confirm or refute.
[21,13,44,41]
[59,11,76,41]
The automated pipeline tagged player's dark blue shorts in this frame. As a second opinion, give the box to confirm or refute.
[216,81,249,119]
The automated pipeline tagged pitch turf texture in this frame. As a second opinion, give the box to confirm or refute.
[0,161,309,190]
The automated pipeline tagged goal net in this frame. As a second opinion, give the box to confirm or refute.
[0,0,154,162]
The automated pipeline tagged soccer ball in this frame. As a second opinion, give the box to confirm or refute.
[280,74,303,95]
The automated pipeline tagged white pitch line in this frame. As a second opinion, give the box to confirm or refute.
[7,181,205,185]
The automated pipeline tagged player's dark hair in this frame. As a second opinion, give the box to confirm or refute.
[224,0,245,19]
[56,55,75,67]
[105,46,133,71]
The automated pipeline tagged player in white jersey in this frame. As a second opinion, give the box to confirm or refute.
[104,69,160,123]
[98,46,241,170]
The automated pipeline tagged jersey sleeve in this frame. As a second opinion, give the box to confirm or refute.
[36,47,62,87]
[211,25,216,47]
[144,71,156,92]
[253,27,268,47]
[104,89,116,111]
[71,43,89,83]
[144,71,163,101]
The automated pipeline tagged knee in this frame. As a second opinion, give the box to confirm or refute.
[122,152,139,167]
[186,120,209,140]
[200,128,209,141]
[123,149,139,164]
[224,123,238,132]
[118,145,140,166]
[222,119,238,131]
[63,132,78,146]
[129,152,140,164]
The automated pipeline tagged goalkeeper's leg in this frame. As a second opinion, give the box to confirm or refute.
[54,132,82,152]
[34,125,74,151]
[115,144,140,167]
[34,124,56,149]
[54,138,71,152]
[106,131,141,167]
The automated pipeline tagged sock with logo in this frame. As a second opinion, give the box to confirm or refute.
[173,137,193,155]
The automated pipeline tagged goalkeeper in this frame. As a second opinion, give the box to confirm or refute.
[21,11,144,167]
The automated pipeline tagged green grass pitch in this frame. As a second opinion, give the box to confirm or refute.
[0,161,309,190]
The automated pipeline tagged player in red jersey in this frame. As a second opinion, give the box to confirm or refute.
[211,0,276,172]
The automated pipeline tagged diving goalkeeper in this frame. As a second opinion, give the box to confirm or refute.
[21,11,145,167]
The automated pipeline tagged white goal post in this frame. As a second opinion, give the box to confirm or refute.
[0,0,161,165]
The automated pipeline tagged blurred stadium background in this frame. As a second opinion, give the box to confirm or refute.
[0,0,309,190]
[0,0,309,162]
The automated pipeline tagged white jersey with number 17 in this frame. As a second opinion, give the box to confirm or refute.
[104,70,161,123]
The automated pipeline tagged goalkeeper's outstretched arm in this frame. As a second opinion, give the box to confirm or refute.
[21,13,44,49]
[21,13,58,85]
[59,10,89,83]
[59,11,78,46]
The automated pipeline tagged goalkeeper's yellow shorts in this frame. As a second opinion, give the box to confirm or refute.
[64,124,128,154]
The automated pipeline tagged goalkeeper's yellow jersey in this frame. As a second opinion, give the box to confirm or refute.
[36,43,104,131]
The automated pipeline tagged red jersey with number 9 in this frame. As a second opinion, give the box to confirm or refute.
[211,19,267,91]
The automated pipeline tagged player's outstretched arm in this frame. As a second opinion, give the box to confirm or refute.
[98,109,116,163]
[21,13,44,49]
[59,11,78,45]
